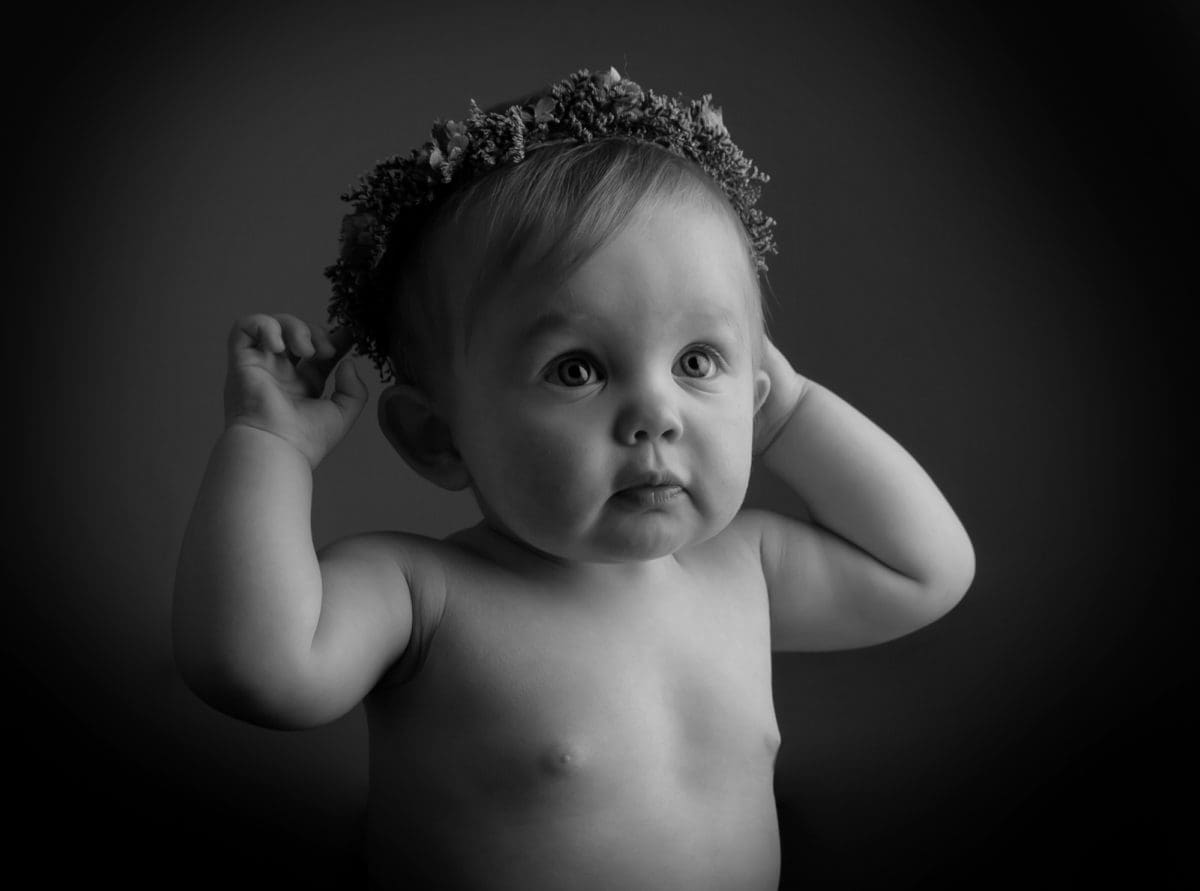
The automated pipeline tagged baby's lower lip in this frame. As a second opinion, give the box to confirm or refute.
[615,484,684,507]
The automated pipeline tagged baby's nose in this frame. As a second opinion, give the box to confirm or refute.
[613,382,682,445]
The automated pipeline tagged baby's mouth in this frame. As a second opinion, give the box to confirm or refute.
[614,484,685,508]
[613,471,686,508]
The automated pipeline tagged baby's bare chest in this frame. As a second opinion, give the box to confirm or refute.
[370,556,778,793]
[362,557,781,888]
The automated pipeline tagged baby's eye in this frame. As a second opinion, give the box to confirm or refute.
[546,355,602,387]
[676,347,719,379]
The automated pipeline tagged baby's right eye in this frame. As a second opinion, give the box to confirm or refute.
[545,355,602,387]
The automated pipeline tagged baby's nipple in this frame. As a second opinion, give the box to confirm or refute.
[538,743,585,779]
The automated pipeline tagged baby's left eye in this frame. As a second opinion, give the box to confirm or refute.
[676,348,718,379]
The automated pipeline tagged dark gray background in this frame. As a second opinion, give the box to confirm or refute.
[8,0,1194,887]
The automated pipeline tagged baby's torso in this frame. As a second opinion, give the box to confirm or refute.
[362,527,780,890]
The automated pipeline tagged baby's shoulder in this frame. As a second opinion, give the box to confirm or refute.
[319,530,477,689]
[319,528,454,579]
[317,529,467,623]
[320,525,512,599]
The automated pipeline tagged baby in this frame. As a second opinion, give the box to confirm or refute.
[173,67,974,889]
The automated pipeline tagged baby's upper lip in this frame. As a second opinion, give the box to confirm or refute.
[615,469,685,491]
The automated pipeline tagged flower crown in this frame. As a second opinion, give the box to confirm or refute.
[324,66,777,382]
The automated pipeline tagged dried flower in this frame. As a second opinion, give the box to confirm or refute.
[698,98,728,137]
[533,95,557,124]
[592,66,621,88]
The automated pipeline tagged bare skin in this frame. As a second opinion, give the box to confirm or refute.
[173,199,974,889]
[361,524,780,890]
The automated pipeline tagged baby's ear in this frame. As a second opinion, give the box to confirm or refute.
[377,384,471,491]
[754,368,772,414]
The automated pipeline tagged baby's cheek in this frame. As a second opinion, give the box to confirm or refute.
[699,407,755,504]
[501,419,600,525]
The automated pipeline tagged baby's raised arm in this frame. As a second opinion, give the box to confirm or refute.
[741,337,976,651]
[172,314,413,728]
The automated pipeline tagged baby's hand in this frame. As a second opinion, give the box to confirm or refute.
[224,313,368,468]
[753,336,808,456]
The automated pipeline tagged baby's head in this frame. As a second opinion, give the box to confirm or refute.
[329,68,777,563]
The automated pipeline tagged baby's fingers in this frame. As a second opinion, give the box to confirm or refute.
[229,312,332,363]
[295,326,353,386]
[274,313,318,361]
[229,313,287,359]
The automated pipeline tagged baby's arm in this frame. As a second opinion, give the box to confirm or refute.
[742,338,975,651]
[172,314,413,728]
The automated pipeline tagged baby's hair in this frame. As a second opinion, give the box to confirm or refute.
[385,136,762,392]
[325,67,776,386]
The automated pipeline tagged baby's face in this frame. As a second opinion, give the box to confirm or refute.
[447,198,769,564]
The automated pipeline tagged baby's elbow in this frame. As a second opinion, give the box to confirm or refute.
[178,662,330,730]
[951,526,977,596]
[172,635,328,731]
[173,645,266,726]
[172,623,227,710]
[924,529,976,618]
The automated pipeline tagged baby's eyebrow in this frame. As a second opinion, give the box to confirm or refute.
[517,307,746,345]
[516,310,594,344]
[703,307,746,338]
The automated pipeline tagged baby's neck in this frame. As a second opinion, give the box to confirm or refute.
[449,521,683,588]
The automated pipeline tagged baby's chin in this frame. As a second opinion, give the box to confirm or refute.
[523,517,728,566]
[473,492,740,567]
